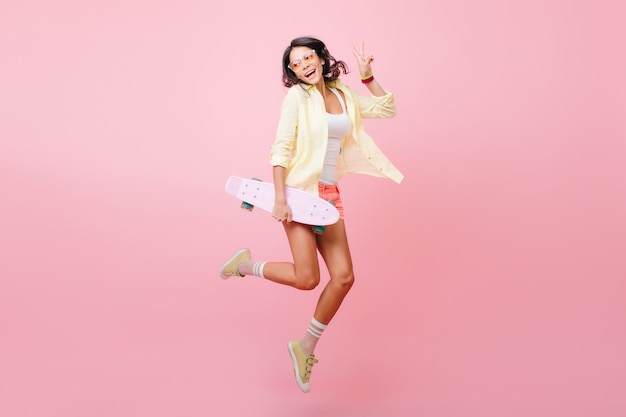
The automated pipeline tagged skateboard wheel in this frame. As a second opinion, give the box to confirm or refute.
[312,225,326,235]
[241,201,254,211]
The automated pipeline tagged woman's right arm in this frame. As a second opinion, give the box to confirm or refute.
[270,91,298,223]
[272,165,292,223]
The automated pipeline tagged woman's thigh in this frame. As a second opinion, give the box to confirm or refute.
[284,221,321,279]
[316,220,353,280]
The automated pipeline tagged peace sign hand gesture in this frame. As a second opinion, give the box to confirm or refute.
[352,41,386,96]
[352,41,375,78]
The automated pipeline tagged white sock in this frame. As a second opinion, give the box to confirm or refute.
[301,317,327,355]
[239,261,266,278]
[252,262,266,279]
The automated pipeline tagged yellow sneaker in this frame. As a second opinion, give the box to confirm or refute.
[219,248,251,279]
[288,339,318,393]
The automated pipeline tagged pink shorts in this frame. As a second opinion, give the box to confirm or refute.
[318,183,344,220]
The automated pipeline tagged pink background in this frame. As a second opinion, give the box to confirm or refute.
[1,1,625,416]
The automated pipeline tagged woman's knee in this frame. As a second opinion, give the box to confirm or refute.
[295,272,320,290]
[333,270,355,291]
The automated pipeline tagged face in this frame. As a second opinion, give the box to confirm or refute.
[288,46,324,85]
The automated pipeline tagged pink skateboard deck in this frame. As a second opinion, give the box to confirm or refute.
[225,175,340,226]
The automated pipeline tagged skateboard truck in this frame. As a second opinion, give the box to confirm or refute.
[311,200,336,235]
[312,225,326,234]
[241,177,263,211]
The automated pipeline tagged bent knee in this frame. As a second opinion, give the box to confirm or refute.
[295,273,320,290]
[334,271,355,290]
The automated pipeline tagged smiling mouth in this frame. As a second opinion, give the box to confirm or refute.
[305,69,315,77]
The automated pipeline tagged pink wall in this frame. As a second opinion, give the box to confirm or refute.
[1,1,625,416]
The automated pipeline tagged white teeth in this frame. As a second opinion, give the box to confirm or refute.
[305,69,315,77]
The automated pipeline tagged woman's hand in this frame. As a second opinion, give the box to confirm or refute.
[272,201,292,223]
[352,41,387,96]
[352,41,375,78]
[271,166,292,223]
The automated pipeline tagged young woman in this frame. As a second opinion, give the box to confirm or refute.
[219,37,403,393]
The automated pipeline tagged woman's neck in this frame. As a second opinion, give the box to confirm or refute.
[315,81,327,100]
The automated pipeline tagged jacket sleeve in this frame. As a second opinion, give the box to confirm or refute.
[351,86,397,119]
[270,90,299,168]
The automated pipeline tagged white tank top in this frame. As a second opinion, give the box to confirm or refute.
[319,87,351,185]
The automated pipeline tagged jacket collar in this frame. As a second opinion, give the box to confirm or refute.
[297,78,342,91]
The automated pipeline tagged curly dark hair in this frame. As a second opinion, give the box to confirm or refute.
[282,37,349,88]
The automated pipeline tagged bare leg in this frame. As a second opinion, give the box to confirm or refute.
[313,219,355,323]
[301,219,355,354]
[238,219,354,318]
[239,222,322,289]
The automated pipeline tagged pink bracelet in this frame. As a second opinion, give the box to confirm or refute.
[361,74,374,84]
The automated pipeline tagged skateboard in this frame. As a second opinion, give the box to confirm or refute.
[225,175,340,233]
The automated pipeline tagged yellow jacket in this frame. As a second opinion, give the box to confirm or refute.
[270,79,404,196]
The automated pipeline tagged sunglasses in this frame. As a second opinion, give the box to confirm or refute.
[289,50,317,72]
